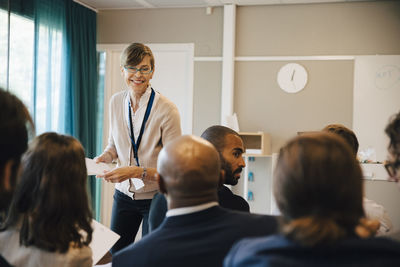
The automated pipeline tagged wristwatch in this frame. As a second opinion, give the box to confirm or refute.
[142,167,147,179]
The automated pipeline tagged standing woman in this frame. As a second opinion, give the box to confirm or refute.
[96,43,181,253]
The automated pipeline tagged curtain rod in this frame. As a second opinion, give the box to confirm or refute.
[73,0,98,13]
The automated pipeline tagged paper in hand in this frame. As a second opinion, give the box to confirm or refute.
[85,158,115,176]
[90,219,120,265]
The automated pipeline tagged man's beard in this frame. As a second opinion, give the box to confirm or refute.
[221,158,243,186]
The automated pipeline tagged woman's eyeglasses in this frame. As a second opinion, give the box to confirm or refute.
[124,65,153,75]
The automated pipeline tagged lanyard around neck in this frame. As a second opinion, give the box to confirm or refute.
[128,88,155,166]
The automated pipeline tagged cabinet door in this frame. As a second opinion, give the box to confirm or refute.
[232,155,277,215]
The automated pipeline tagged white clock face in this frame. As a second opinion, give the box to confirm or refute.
[277,63,308,93]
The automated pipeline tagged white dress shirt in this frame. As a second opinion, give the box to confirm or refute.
[166,202,219,217]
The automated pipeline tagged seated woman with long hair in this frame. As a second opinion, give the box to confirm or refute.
[224,132,400,267]
[0,132,93,267]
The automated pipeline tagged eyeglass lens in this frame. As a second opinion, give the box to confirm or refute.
[125,66,151,74]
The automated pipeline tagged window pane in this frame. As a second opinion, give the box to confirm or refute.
[96,51,106,150]
[35,24,62,134]
[0,8,8,89]
[8,12,34,110]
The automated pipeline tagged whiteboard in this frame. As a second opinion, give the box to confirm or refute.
[353,55,400,162]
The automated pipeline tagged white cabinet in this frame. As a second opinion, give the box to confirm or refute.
[238,132,271,155]
[232,154,279,215]
[232,132,279,215]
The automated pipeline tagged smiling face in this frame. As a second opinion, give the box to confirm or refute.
[121,55,154,97]
[221,134,246,185]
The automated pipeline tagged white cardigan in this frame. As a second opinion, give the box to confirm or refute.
[105,87,181,199]
[0,226,92,267]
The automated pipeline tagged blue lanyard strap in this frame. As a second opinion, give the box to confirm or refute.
[128,88,155,166]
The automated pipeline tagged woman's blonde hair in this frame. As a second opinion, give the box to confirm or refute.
[120,43,154,69]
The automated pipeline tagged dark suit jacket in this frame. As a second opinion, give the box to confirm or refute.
[148,185,249,232]
[113,206,278,267]
[0,255,12,267]
[218,185,249,212]
[224,234,400,267]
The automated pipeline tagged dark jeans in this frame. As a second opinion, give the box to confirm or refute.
[110,189,152,254]
[148,192,168,232]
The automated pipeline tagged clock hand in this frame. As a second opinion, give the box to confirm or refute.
[291,69,296,81]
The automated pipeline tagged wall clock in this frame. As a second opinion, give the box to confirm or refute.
[277,63,308,93]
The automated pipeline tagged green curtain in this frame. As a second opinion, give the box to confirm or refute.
[33,0,66,133]
[1,0,102,220]
[63,0,101,221]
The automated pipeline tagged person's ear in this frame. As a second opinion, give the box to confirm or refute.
[149,66,154,80]
[219,169,225,187]
[1,160,14,191]
[120,65,125,76]
[156,173,167,194]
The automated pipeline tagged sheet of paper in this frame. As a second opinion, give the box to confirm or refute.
[85,158,115,176]
[131,178,145,190]
[90,219,120,265]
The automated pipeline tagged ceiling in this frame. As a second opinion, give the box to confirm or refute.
[77,0,374,11]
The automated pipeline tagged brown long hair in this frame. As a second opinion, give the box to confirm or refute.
[274,132,364,246]
[385,111,400,163]
[2,132,93,253]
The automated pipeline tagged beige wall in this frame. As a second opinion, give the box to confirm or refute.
[193,61,222,135]
[97,1,400,229]
[98,7,223,57]
[235,60,354,152]
[234,1,400,152]
[236,2,400,56]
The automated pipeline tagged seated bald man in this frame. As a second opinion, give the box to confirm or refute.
[112,135,278,267]
[148,125,249,232]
